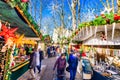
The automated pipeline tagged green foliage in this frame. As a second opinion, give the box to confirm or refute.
[78,13,119,28]
[7,0,41,36]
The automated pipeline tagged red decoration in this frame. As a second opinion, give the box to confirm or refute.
[0,24,18,42]
[82,52,86,57]
[100,32,106,40]
[75,31,78,34]
[21,0,29,3]
[114,14,120,21]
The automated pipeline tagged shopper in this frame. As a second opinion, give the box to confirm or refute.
[36,48,44,73]
[28,48,36,79]
[47,46,51,58]
[68,50,78,80]
[53,53,66,80]
[34,47,41,73]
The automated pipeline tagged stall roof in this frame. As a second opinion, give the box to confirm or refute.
[0,1,37,37]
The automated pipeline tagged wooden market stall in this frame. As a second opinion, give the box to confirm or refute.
[0,1,41,80]
[73,22,120,79]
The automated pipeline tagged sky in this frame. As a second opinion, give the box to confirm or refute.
[28,0,117,36]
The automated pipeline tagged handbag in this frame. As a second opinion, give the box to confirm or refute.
[66,66,70,72]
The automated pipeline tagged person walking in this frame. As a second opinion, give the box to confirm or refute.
[68,50,78,80]
[47,46,51,58]
[37,48,44,73]
[34,47,41,73]
[53,53,66,80]
[28,48,36,79]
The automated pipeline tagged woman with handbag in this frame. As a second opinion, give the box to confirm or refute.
[53,53,66,80]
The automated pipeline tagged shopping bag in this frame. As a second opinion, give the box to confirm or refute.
[66,66,70,72]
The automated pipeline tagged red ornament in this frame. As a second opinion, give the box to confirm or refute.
[21,0,29,3]
[114,14,120,21]
[82,52,86,57]
[0,24,18,42]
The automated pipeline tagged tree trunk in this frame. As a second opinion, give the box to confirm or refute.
[117,0,120,14]
[29,0,32,15]
[78,0,80,24]
[39,0,42,29]
[61,0,65,28]
[112,0,114,13]
[34,0,37,22]
[71,0,78,31]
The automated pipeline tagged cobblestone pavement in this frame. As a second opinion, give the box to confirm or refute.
[18,57,82,80]
[41,57,82,80]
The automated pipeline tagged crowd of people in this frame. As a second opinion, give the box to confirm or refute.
[28,45,44,79]
[28,45,82,80]
[53,49,79,80]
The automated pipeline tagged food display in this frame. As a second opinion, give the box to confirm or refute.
[112,56,120,68]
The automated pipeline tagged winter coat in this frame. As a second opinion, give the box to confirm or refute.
[68,54,78,70]
[53,57,66,70]
[28,52,36,69]
[39,50,44,62]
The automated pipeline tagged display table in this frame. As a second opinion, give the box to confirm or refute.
[10,60,29,80]
[92,70,108,80]
[106,70,117,75]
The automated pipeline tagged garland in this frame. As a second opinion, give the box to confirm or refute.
[78,13,120,29]
[4,49,12,80]
[6,0,41,36]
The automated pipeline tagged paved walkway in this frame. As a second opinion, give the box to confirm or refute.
[41,57,82,80]
[18,57,81,80]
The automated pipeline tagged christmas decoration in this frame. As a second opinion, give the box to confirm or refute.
[100,32,106,40]
[21,0,29,3]
[114,14,120,21]
[14,34,24,47]
[0,24,18,42]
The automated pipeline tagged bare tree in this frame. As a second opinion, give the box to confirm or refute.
[71,0,78,31]
[78,0,80,24]
[117,0,120,13]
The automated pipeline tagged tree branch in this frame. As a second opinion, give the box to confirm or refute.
[67,0,72,12]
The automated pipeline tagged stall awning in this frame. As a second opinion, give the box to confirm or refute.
[0,1,37,37]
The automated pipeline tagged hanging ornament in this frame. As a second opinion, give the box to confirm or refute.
[114,14,120,21]
[14,34,24,47]
[21,0,29,3]
[100,32,106,40]
[0,24,18,42]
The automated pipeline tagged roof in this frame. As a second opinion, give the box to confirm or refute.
[0,1,37,37]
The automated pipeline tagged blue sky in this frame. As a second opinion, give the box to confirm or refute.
[29,0,117,36]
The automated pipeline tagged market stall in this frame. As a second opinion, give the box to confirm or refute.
[0,1,41,80]
[72,12,120,79]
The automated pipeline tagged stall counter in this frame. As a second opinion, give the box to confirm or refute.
[10,60,29,80]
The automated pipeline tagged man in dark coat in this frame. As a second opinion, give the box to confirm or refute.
[68,51,78,80]
[28,48,36,79]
